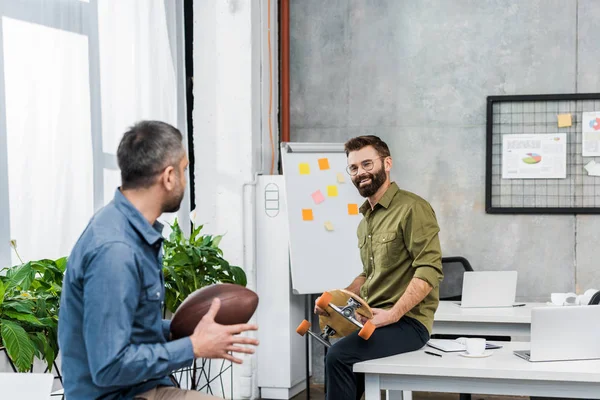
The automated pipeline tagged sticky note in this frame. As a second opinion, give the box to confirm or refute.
[324,221,334,231]
[336,172,345,183]
[302,209,314,221]
[311,190,325,205]
[327,185,338,197]
[299,163,310,175]
[347,204,359,215]
[557,114,572,128]
[318,158,330,170]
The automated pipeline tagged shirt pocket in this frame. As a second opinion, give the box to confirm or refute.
[372,231,402,268]
[140,282,163,325]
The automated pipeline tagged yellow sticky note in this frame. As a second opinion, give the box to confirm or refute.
[324,221,334,231]
[302,209,313,221]
[336,172,345,183]
[299,163,310,175]
[558,114,572,128]
[348,204,359,215]
[327,185,338,197]
[318,158,330,170]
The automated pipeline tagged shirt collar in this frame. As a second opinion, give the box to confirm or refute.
[359,182,400,215]
[113,188,164,246]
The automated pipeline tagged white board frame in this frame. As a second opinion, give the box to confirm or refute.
[281,142,365,294]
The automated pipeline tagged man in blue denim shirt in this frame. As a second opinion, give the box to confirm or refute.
[58,121,259,399]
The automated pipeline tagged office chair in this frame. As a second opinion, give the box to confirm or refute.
[438,256,473,301]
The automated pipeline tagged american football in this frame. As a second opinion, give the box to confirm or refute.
[170,283,259,339]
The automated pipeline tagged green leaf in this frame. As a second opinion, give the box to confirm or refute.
[9,262,35,291]
[3,300,35,314]
[3,311,43,326]
[230,266,247,287]
[1,319,35,372]
[54,257,68,273]
[0,280,4,307]
[211,235,223,249]
[167,252,193,267]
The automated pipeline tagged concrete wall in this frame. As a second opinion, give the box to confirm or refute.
[290,0,600,384]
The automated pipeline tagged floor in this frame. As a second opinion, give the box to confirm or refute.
[288,384,530,400]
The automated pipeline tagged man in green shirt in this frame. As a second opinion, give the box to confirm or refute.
[315,135,443,400]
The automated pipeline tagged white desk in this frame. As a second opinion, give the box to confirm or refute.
[432,301,548,337]
[355,342,600,400]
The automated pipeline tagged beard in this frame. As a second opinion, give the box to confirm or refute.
[162,186,185,213]
[352,166,387,198]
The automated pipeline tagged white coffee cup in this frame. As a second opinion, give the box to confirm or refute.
[465,338,486,356]
[551,293,567,306]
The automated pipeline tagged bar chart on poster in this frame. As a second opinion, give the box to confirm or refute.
[280,142,365,295]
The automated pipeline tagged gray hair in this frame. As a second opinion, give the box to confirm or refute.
[117,120,184,190]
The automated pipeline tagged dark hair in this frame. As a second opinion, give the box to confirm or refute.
[117,120,184,190]
[344,135,391,158]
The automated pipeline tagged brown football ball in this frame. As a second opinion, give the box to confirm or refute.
[169,283,259,339]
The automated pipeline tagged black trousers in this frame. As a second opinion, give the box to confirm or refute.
[324,316,429,400]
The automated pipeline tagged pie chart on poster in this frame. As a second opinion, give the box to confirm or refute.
[522,153,542,164]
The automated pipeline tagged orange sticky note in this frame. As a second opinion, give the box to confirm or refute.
[336,172,345,183]
[347,204,359,215]
[327,185,338,197]
[324,221,334,231]
[299,163,310,175]
[302,209,314,221]
[557,114,572,128]
[318,158,330,170]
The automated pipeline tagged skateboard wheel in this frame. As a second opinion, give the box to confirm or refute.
[358,320,375,340]
[296,319,311,336]
[316,291,333,310]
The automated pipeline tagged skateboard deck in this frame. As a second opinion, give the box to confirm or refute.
[296,289,375,348]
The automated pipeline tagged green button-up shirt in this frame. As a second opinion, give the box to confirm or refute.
[357,182,443,334]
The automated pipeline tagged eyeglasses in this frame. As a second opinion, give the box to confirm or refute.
[346,156,387,176]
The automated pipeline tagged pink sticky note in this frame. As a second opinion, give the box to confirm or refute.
[312,190,325,205]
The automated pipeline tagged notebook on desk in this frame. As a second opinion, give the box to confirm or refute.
[514,305,600,362]
[459,271,518,308]
[427,338,502,352]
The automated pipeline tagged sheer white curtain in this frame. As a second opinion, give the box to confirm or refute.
[0,0,189,268]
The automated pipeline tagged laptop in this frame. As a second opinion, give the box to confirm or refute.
[0,373,54,400]
[459,271,518,308]
[514,305,600,362]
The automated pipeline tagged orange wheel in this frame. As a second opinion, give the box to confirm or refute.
[296,319,311,336]
[316,291,332,310]
[358,320,375,340]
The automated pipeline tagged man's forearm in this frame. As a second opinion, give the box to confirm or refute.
[345,275,366,296]
[390,277,432,319]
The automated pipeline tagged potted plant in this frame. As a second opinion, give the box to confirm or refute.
[162,218,247,314]
[0,241,65,373]
[161,218,246,395]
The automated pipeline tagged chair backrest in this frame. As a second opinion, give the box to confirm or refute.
[439,256,473,301]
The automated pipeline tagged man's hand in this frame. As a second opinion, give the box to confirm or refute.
[190,298,259,364]
[370,308,400,328]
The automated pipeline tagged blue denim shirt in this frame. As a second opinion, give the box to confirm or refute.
[58,189,194,399]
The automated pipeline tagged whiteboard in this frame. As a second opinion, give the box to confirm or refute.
[281,142,365,294]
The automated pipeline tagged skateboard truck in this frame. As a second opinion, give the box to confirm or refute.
[296,321,335,348]
[296,291,376,347]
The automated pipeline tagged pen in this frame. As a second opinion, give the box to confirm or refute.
[425,351,442,357]
[513,303,526,307]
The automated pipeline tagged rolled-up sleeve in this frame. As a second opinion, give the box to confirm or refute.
[402,202,443,289]
[83,242,194,388]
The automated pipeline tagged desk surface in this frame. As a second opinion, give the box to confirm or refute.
[354,342,600,383]
[434,301,549,324]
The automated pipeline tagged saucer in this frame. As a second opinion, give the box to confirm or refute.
[459,350,493,358]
